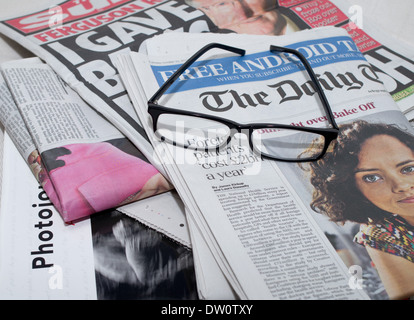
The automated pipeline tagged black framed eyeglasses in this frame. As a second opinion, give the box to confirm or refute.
[148,43,339,162]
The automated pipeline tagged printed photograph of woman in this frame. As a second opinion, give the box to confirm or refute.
[301,120,414,299]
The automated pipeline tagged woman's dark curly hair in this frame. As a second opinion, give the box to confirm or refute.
[301,120,414,224]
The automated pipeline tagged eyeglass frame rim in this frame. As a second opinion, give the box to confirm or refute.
[147,42,339,162]
[148,103,338,162]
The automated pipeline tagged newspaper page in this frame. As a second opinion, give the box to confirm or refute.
[0,70,36,159]
[116,52,239,299]
[280,0,414,115]
[0,0,413,170]
[0,57,171,222]
[0,133,197,299]
[121,27,414,299]
[0,0,218,169]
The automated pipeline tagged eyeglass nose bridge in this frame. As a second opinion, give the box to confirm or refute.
[221,123,256,150]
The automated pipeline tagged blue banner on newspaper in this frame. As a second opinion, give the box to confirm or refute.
[151,36,365,93]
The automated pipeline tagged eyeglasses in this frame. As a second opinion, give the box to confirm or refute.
[148,43,339,162]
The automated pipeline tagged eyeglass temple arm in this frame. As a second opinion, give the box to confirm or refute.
[148,43,245,104]
[270,45,339,130]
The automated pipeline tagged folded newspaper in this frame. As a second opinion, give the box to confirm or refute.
[117,27,414,300]
[0,58,172,223]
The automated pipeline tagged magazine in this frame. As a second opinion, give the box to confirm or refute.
[117,27,414,299]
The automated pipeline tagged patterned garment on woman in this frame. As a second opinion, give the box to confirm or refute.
[354,215,414,263]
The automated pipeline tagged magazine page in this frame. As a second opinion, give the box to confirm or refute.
[1,58,172,222]
[0,133,197,299]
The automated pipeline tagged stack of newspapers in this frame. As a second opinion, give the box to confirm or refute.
[1,0,414,300]
[116,27,413,299]
[0,58,196,300]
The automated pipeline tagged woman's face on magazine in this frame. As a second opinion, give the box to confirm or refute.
[354,134,414,223]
